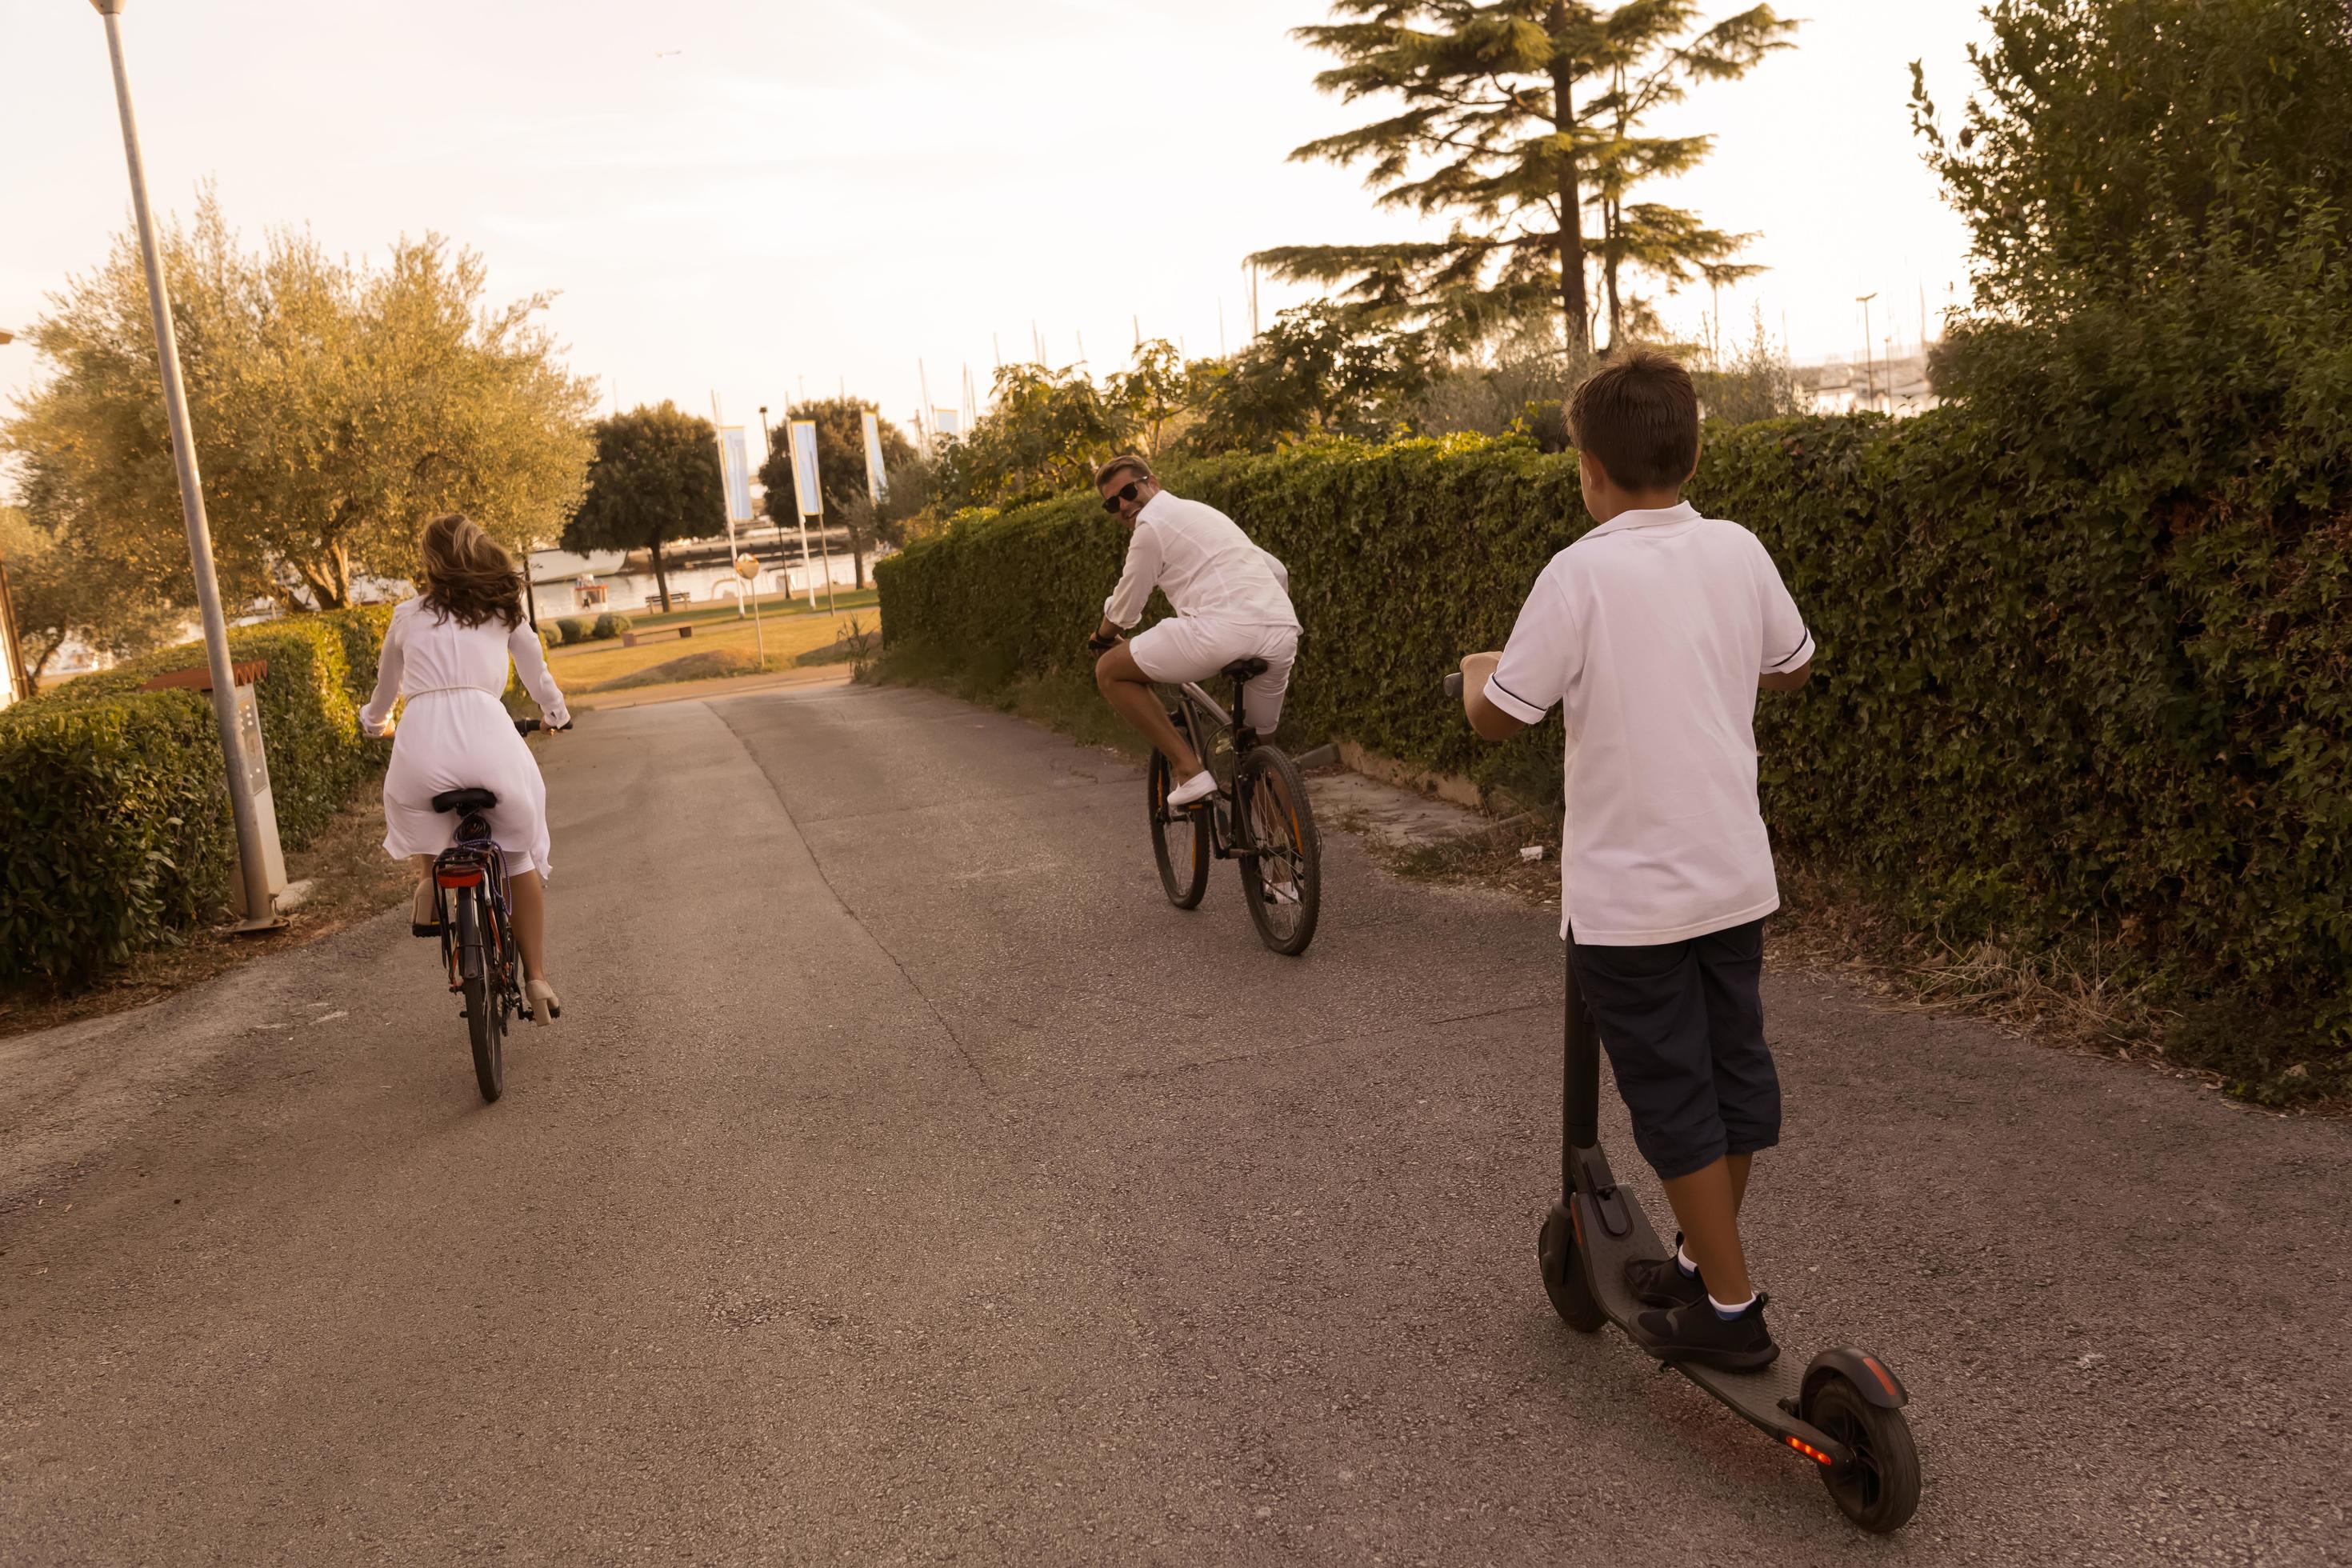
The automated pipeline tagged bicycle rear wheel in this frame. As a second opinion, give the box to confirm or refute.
[457,890,504,1103]
[1237,745,1322,955]
[1148,736,1211,910]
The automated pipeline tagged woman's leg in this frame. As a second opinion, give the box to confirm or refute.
[509,867,549,983]
[409,854,436,926]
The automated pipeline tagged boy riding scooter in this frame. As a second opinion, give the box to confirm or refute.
[1459,349,1814,1369]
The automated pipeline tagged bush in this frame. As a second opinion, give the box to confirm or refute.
[590,611,631,640]
[2,607,401,986]
[0,689,234,986]
[555,616,589,645]
[876,423,2352,1066]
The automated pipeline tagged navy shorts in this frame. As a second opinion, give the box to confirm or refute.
[1568,918,1781,1181]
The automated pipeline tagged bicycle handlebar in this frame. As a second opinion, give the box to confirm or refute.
[1443,671,1464,699]
[514,718,573,736]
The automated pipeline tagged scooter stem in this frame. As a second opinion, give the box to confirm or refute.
[1564,937,1601,1174]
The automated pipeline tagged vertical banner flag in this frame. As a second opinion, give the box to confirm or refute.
[860,410,888,504]
[718,426,754,523]
[790,420,824,517]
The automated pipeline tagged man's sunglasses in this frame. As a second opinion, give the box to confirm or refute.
[1102,480,1145,513]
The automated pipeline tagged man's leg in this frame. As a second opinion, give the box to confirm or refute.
[1095,642,1202,776]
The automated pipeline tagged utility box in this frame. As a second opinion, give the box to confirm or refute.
[142,659,288,917]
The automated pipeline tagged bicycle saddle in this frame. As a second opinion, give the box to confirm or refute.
[431,786,498,814]
[1222,657,1270,681]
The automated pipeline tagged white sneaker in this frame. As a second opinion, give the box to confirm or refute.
[1166,769,1218,810]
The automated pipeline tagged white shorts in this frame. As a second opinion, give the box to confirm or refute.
[1129,617,1300,734]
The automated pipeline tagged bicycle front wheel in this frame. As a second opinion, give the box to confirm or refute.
[1237,745,1322,955]
[1148,743,1211,910]
[457,890,504,1103]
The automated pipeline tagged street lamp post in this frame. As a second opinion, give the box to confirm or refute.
[88,0,282,930]
[1855,293,1879,412]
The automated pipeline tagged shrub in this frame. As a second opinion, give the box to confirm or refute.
[877,423,2352,1064]
[555,616,589,645]
[2,608,398,986]
[590,611,630,640]
[0,689,234,986]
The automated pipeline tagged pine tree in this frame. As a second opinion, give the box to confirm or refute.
[1259,2,1794,352]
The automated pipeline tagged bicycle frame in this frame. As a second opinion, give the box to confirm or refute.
[431,813,515,1000]
[1170,678,1264,860]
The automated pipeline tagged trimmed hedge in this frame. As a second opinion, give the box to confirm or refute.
[875,417,2352,1054]
[2,606,398,986]
[0,690,235,986]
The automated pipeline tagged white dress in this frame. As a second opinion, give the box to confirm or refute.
[358,598,571,877]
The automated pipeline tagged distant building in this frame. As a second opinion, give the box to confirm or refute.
[1796,353,1938,417]
[527,526,882,618]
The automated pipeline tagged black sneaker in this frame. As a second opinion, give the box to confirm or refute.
[1625,1232,1707,1310]
[1635,1291,1779,1371]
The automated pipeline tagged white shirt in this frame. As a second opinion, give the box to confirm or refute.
[1104,490,1300,630]
[1483,502,1814,945]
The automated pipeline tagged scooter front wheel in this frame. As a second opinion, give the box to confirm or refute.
[1807,1374,1921,1534]
[1537,1203,1607,1332]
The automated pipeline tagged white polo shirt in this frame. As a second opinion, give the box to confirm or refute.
[1104,490,1299,630]
[1484,502,1814,945]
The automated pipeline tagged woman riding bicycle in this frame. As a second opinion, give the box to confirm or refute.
[358,513,570,1022]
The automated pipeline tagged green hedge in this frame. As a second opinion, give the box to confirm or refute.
[875,418,2352,1057]
[2,606,400,986]
[0,690,235,986]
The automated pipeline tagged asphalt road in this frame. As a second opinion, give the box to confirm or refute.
[3,681,2346,1566]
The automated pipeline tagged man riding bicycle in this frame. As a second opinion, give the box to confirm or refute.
[1088,455,1301,808]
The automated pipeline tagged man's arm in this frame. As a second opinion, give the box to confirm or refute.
[1102,522,1162,634]
[1758,659,1812,693]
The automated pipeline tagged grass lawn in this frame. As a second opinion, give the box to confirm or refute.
[589,586,880,633]
[547,605,878,691]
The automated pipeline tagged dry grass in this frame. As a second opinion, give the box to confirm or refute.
[1380,808,2343,1114]
[552,606,878,690]
[0,780,415,1040]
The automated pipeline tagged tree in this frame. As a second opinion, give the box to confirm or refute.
[757,398,916,589]
[1106,340,1217,459]
[930,362,1131,511]
[1910,0,2352,508]
[562,403,726,613]
[0,192,595,615]
[1260,2,1794,353]
[1192,302,1434,451]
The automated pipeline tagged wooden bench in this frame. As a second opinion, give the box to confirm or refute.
[618,625,694,648]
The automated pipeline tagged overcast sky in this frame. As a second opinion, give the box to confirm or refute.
[2,0,1994,458]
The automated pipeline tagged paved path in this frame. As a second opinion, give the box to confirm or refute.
[3,682,2346,1565]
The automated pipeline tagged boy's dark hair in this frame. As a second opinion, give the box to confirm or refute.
[1568,349,1699,491]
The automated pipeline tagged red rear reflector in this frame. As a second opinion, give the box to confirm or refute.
[1786,1436,1835,1466]
[1862,1356,1900,1398]
[436,869,482,888]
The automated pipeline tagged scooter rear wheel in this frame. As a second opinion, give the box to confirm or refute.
[1807,1374,1921,1534]
[1537,1203,1607,1332]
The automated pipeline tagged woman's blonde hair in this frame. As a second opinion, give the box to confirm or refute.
[417,513,525,630]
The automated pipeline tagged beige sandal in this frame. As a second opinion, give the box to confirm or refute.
[526,978,562,1025]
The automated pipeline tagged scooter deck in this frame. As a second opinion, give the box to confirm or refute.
[1569,1186,1844,1462]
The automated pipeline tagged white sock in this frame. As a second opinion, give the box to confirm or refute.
[1708,1291,1755,1318]
[1674,1242,1699,1276]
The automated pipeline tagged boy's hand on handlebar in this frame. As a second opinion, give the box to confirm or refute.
[1086,630,1120,655]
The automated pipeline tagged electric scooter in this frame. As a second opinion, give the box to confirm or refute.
[1446,670,1921,1534]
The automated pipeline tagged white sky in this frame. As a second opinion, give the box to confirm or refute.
[1,0,1993,462]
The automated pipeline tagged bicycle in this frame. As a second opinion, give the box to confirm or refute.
[422,716,566,1102]
[1144,655,1324,955]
